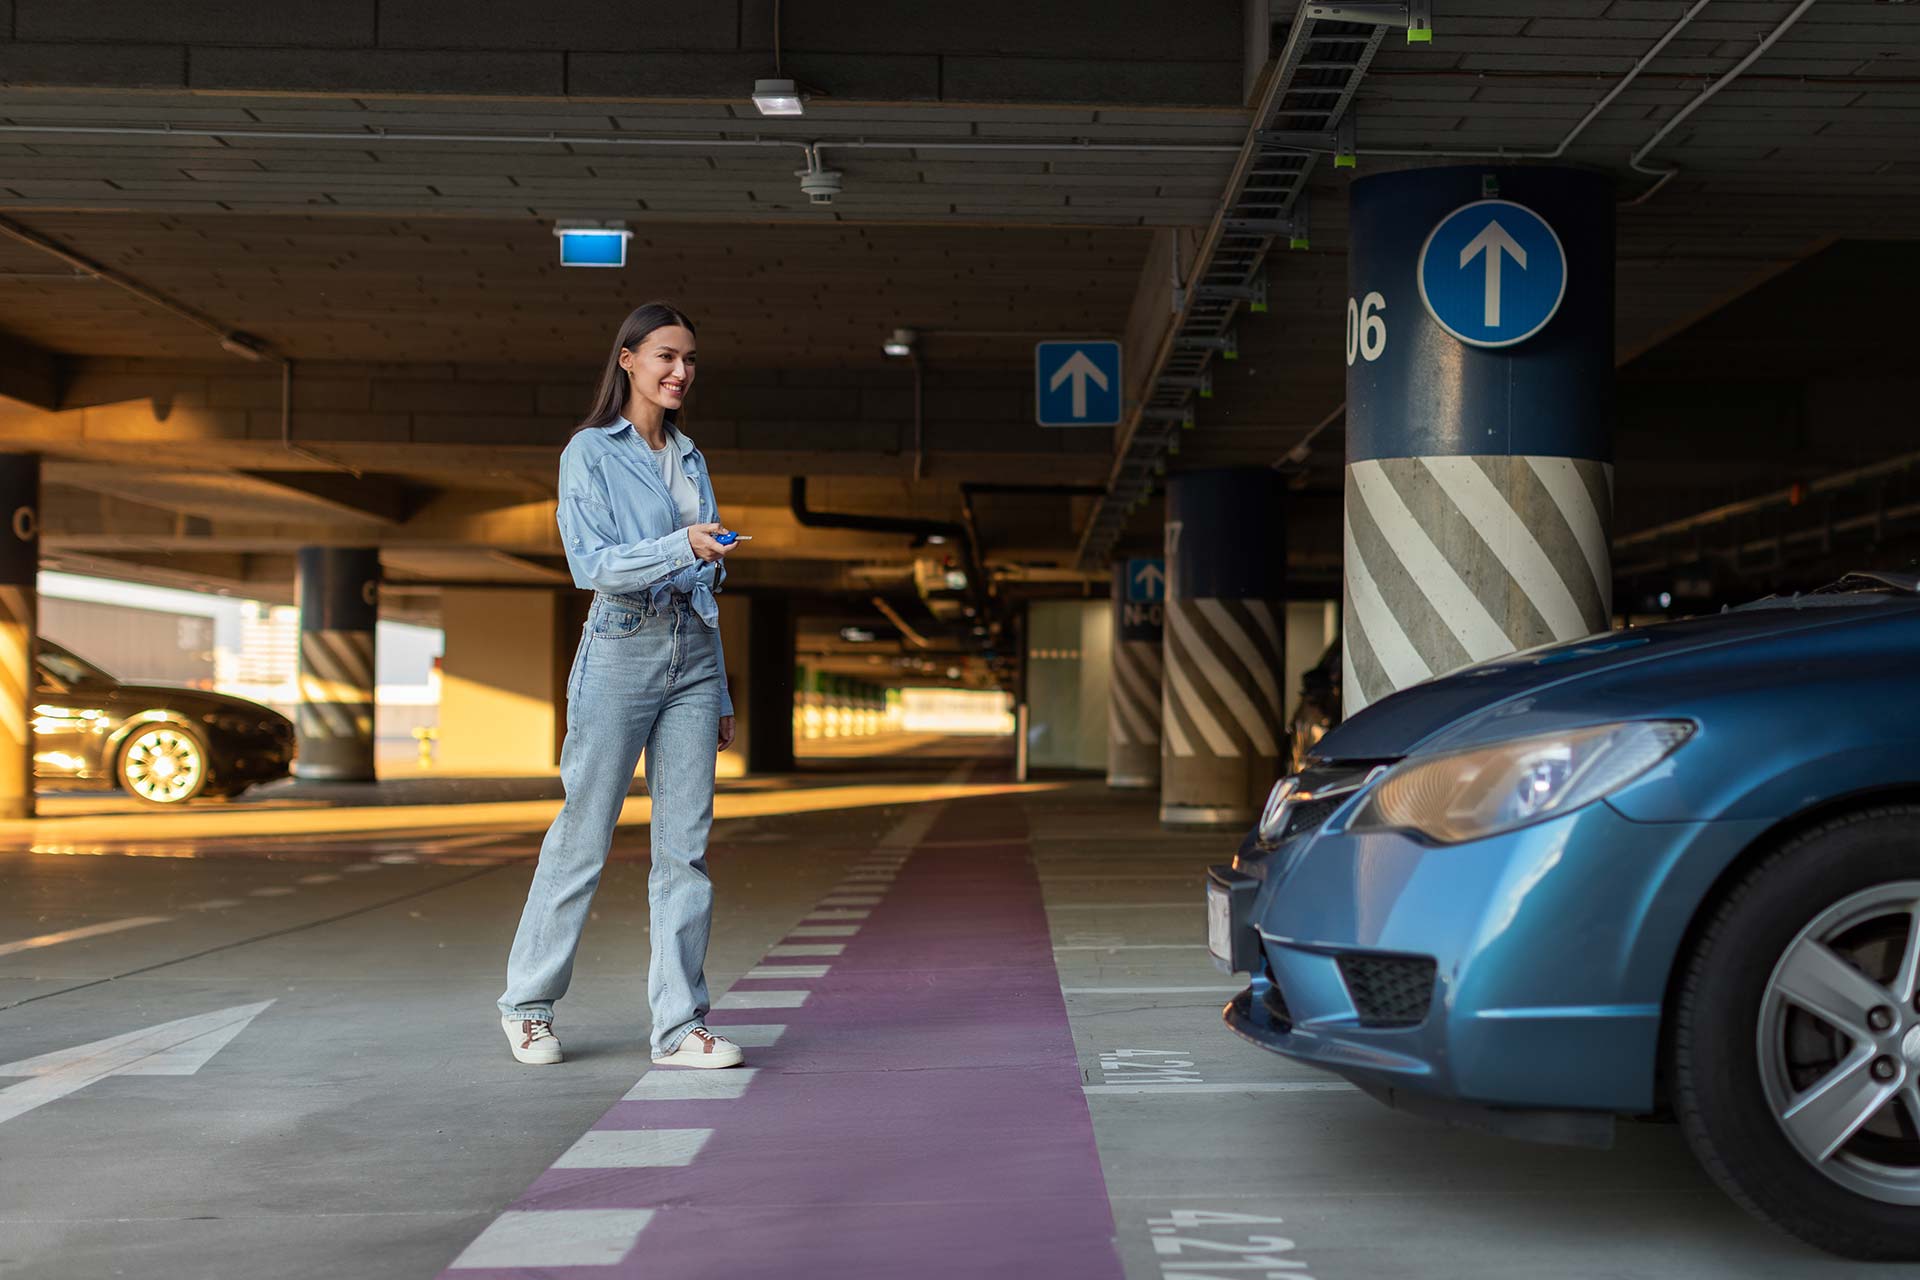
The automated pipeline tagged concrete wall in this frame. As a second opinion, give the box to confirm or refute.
[1026,598,1110,772]
[436,588,563,774]
[717,594,748,781]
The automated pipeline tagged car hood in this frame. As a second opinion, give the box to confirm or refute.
[1316,602,1915,761]
[82,684,289,725]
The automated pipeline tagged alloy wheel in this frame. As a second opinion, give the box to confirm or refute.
[1759,880,1920,1205]
[122,727,206,804]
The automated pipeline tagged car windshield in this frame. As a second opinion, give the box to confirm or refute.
[1729,572,1920,612]
[38,642,118,687]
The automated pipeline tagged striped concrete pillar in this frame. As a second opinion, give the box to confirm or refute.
[1107,561,1162,789]
[1344,166,1614,716]
[294,547,379,781]
[0,456,36,820]
[1160,470,1287,827]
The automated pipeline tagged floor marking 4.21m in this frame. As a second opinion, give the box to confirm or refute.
[1147,1209,1317,1280]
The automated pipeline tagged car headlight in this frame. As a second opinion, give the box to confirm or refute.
[1349,720,1694,845]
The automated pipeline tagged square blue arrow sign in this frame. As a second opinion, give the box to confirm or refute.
[1126,558,1166,603]
[1035,340,1122,427]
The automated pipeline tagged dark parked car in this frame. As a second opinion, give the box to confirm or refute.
[1286,636,1342,774]
[1209,573,1920,1259]
[34,639,294,805]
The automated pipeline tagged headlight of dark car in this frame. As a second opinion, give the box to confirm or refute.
[1348,720,1694,845]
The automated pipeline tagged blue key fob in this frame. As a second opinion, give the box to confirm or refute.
[715,531,739,546]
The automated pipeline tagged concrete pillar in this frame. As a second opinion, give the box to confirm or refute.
[294,547,378,781]
[745,595,795,774]
[1344,165,1614,716]
[437,588,565,774]
[1161,469,1287,827]
[0,455,37,819]
[1107,560,1163,789]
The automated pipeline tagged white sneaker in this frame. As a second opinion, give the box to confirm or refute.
[502,1015,563,1065]
[652,1026,743,1069]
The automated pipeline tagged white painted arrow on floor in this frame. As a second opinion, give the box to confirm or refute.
[0,1000,274,1126]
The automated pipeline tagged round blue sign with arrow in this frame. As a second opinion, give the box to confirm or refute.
[1417,199,1566,349]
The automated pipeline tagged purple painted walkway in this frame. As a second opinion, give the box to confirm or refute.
[445,798,1125,1278]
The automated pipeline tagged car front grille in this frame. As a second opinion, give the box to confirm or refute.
[1279,794,1344,841]
[1337,954,1437,1027]
[1270,761,1391,845]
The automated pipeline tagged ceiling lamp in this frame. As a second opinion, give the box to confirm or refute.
[752,78,804,117]
[882,328,916,358]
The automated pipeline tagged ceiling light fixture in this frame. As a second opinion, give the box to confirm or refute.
[883,327,917,358]
[752,78,804,117]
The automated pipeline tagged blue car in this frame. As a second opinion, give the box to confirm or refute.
[1209,572,1920,1259]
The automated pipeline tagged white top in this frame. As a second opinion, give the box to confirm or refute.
[648,438,701,527]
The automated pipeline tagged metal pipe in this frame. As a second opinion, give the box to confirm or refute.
[909,350,924,483]
[788,476,990,623]
[1615,447,1920,551]
[1355,0,1712,164]
[1624,0,1821,205]
[0,120,1239,157]
[1273,401,1346,470]
[869,595,932,650]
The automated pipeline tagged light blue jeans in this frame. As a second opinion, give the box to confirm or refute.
[499,591,722,1057]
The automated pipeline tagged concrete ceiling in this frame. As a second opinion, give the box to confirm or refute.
[1,0,1918,650]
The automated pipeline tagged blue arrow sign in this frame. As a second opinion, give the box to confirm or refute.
[1417,199,1566,349]
[1127,558,1166,603]
[1035,341,1122,427]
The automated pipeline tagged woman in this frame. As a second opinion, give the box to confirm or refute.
[498,302,744,1070]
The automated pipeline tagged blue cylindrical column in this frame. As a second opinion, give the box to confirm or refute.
[1161,469,1286,826]
[1344,166,1615,717]
[0,455,36,819]
[295,547,379,781]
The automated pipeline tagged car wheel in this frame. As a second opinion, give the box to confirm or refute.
[117,722,212,806]
[1674,806,1920,1259]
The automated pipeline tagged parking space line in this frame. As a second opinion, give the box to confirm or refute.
[801,908,870,920]
[296,874,341,885]
[553,1129,714,1168]
[1053,944,1208,952]
[713,1024,786,1046]
[769,943,845,957]
[624,1068,759,1101]
[0,916,172,958]
[788,925,858,937]
[446,1209,657,1269]
[1083,1082,1356,1095]
[1063,986,1238,994]
[744,964,829,979]
[187,899,243,911]
[247,887,295,898]
[714,990,810,1009]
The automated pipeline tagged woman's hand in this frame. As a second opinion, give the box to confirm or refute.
[718,715,736,752]
[688,523,735,563]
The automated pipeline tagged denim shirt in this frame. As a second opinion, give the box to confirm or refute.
[556,415,732,717]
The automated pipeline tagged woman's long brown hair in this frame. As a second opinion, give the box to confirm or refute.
[576,302,697,433]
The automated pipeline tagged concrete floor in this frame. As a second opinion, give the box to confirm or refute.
[0,748,1913,1279]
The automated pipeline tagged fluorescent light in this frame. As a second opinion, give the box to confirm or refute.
[552,222,632,269]
[752,78,804,117]
[882,327,916,358]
